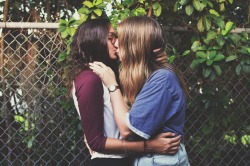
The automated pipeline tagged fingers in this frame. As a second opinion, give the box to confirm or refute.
[153,48,161,53]
[158,132,176,138]
[156,51,167,57]
[169,135,181,143]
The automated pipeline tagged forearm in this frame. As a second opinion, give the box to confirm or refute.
[104,138,144,154]
[104,135,178,154]
[109,89,133,138]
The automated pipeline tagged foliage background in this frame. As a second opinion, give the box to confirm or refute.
[0,0,249,165]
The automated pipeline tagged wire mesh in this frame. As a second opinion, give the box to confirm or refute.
[0,25,249,166]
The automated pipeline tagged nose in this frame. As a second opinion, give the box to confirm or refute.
[114,40,118,48]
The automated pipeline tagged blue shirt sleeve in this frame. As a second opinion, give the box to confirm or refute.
[125,69,179,139]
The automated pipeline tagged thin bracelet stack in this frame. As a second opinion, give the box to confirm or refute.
[122,139,127,154]
[143,140,147,153]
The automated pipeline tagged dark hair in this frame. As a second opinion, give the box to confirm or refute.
[66,18,116,96]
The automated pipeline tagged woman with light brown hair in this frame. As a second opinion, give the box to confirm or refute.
[90,16,190,165]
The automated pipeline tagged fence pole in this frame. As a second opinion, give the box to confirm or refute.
[1,0,12,166]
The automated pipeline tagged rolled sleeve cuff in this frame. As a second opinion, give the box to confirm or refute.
[125,113,150,139]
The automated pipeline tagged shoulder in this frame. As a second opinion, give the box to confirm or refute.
[147,69,178,85]
[74,70,102,87]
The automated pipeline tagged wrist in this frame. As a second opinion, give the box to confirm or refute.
[144,140,153,153]
[107,85,120,93]
[143,140,147,153]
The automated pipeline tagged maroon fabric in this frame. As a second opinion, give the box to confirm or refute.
[74,70,107,152]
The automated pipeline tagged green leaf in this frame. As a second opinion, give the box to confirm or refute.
[66,27,76,37]
[153,3,162,17]
[206,59,213,66]
[93,0,102,6]
[229,33,240,45]
[241,31,248,40]
[228,0,233,4]
[197,45,207,51]
[83,1,94,8]
[217,19,225,29]
[219,3,225,11]
[204,16,211,31]
[191,41,200,52]
[68,17,76,25]
[247,48,250,54]
[78,7,91,14]
[68,20,78,27]
[58,52,67,62]
[209,9,220,17]
[236,64,241,75]
[94,9,102,16]
[243,65,250,73]
[59,19,68,26]
[27,140,33,148]
[238,46,250,54]
[216,34,225,46]
[193,0,204,11]
[58,24,67,33]
[91,13,97,19]
[14,115,25,122]
[96,3,106,9]
[225,21,234,31]
[207,30,217,40]
[214,54,225,61]
[197,17,204,32]
[208,51,216,60]
[196,51,206,59]
[80,14,88,23]
[203,68,212,77]
[179,0,189,5]
[24,120,29,131]
[174,2,179,12]
[61,31,68,38]
[213,65,222,75]
[182,50,190,56]
[185,5,194,16]
[210,46,221,50]
[136,7,146,15]
[226,55,237,62]
[206,1,213,7]
[153,2,160,9]
[190,59,206,69]
[222,21,234,35]
[168,56,175,63]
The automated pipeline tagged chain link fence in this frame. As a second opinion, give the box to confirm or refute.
[0,24,249,165]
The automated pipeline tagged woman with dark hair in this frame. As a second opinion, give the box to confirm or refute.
[66,18,181,166]
[90,16,190,166]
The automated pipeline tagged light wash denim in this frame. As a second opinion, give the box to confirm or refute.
[133,143,190,166]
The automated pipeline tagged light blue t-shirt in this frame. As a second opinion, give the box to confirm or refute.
[125,69,186,140]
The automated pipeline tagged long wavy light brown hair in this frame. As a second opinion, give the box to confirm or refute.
[118,16,188,105]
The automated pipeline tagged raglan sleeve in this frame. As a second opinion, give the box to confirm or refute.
[74,72,107,152]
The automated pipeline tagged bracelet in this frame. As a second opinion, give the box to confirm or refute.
[122,139,127,154]
[143,140,147,153]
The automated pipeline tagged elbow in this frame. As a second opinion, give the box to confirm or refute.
[88,142,104,152]
[121,130,133,139]
[87,137,106,153]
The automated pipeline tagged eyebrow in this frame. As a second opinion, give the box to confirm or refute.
[108,32,117,37]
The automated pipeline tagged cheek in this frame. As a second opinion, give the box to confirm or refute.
[107,42,113,52]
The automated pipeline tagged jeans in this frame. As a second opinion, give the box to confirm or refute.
[133,143,190,166]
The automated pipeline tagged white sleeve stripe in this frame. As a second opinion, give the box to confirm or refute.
[125,113,150,139]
